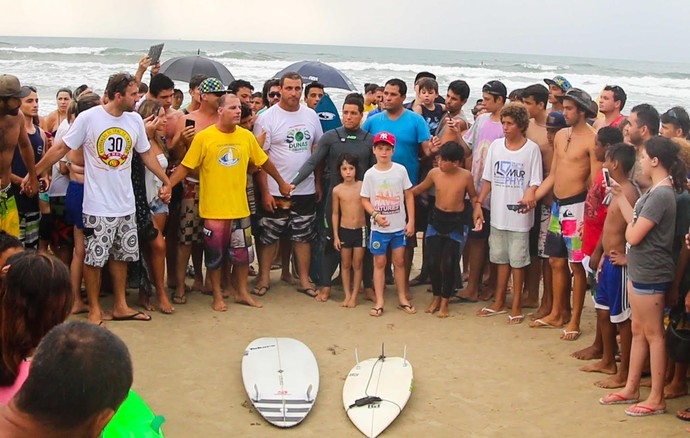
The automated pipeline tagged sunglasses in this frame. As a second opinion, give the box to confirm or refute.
[268,92,281,98]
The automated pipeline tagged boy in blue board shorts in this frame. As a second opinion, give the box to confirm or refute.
[360,132,416,317]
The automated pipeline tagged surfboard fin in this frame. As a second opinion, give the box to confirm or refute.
[306,384,313,401]
[403,345,408,366]
[349,395,383,409]
[379,343,386,361]
[253,384,260,402]
[355,348,359,365]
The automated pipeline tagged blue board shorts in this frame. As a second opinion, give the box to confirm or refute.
[369,230,406,256]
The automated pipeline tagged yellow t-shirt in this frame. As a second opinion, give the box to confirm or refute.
[182,125,267,219]
[364,103,377,113]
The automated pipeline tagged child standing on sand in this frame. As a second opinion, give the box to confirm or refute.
[411,142,478,318]
[332,153,367,308]
[360,132,416,317]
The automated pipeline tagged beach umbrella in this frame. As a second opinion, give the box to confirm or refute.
[159,55,235,84]
[273,61,356,91]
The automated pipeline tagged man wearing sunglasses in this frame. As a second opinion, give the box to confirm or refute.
[660,106,690,139]
[594,85,627,130]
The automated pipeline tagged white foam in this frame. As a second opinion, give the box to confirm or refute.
[0,46,109,55]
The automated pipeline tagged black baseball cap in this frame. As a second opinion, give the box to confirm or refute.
[482,80,507,98]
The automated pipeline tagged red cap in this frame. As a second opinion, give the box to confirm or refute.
[373,131,395,147]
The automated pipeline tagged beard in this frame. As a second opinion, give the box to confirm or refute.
[7,107,19,116]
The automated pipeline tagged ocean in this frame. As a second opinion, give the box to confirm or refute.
[1,36,689,115]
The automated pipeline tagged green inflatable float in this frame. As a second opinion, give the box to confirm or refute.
[102,390,165,437]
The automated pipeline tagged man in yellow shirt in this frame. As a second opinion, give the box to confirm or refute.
[170,94,292,312]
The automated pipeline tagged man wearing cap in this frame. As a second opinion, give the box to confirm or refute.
[253,72,323,298]
[169,77,227,304]
[594,85,627,130]
[532,88,599,342]
[455,80,506,303]
[33,72,172,325]
[0,75,39,237]
[543,75,572,113]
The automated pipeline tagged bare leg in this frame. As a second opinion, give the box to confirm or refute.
[561,262,586,340]
[438,297,450,318]
[581,309,617,375]
[596,319,632,389]
[340,247,353,306]
[174,244,193,302]
[280,237,294,283]
[372,254,386,313]
[70,228,89,314]
[110,260,148,319]
[207,266,227,311]
[531,256,568,328]
[477,263,509,315]
[522,256,541,308]
[510,266,525,319]
[348,248,365,308]
[231,264,261,308]
[531,258,553,320]
[148,214,174,314]
[83,263,104,324]
[393,247,414,312]
[293,241,313,292]
[665,361,689,399]
[165,205,180,288]
[404,245,414,300]
[191,242,205,290]
[255,242,278,293]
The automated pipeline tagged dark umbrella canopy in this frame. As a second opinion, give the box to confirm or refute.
[160,56,235,84]
[273,61,356,91]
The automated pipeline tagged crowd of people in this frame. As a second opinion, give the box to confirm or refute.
[1,52,690,431]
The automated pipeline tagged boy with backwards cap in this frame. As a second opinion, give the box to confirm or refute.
[360,132,416,317]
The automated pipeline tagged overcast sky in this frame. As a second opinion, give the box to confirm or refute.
[8,0,690,63]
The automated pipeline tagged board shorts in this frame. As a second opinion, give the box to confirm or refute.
[369,229,406,256]
[259,194,316,245]
[82,214,139,267]
[64,181,84,229]
[489,227,530,268]
[18,211,40,249]
[49,196,74,248]
[594,256,631,323]
[178,179,203,245]
[529,202,551,259]
[338,226,367,249]
[0,184,20,237]
[203,216,254,269]
[544,192,585,262]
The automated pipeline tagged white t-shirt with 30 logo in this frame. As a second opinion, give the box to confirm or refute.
[63,105,150,216]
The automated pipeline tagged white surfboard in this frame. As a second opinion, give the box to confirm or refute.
[242,337,319,427]
[342,347,413,438]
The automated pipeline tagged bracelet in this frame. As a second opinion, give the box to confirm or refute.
[371,211,379,220]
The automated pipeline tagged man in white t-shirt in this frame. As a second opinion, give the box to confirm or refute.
[34,72,172,325]
[473,103,542,324]
[252,72,323,297]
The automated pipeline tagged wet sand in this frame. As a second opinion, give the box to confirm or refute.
[89,251,687,437]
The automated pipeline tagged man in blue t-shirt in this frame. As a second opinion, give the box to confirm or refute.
[362,78,439,293]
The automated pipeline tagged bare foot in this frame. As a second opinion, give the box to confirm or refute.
[340,297,351,307]
[579,360,617,375]
[344,298,358,308]
[664,382,689,399]
[529,307,551,321]
[426,297,441,314]
[437,309,449,318]
[212,298,228,312]
[281,274,296,285]
[190,281,204,292]
[364,288,375,302]
[478,285,494,302]
[156,292,175,315]
[138,289,156,312]
[532,315,565,328]
[521,297,539,308]
[594,374,627,389]
[71,301,90,315]
[234,293,263,308]
[316,287,330,303]
[571,344,603,361]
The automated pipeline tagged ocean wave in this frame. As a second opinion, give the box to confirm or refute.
[0,46,110,55]
[515,63,564,71]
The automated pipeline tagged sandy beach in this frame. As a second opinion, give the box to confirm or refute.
[89,248,686,438]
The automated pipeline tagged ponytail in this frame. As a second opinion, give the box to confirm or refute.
[670,160,688,193]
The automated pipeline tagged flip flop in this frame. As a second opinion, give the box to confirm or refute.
[477,307,507,317]
[599,393,639,405]
[397,304,417,314]
[251,285,269,297]
[508,314,525,324]
[529,318,560,328]
[676,407,690,421]
[370,307,383,317]
[111,311,152,322]
[171,294,187,304]
[409,276,430,286]
[625,404,666,417]
[297,287,318,298]
[449,296,478,304]
[561,329,582,341]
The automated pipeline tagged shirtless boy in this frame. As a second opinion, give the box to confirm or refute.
[332,153,367,308]
[411,141,478,318]
[0,75,38,236]
[532,88,600,341]
[581,143,638,389]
